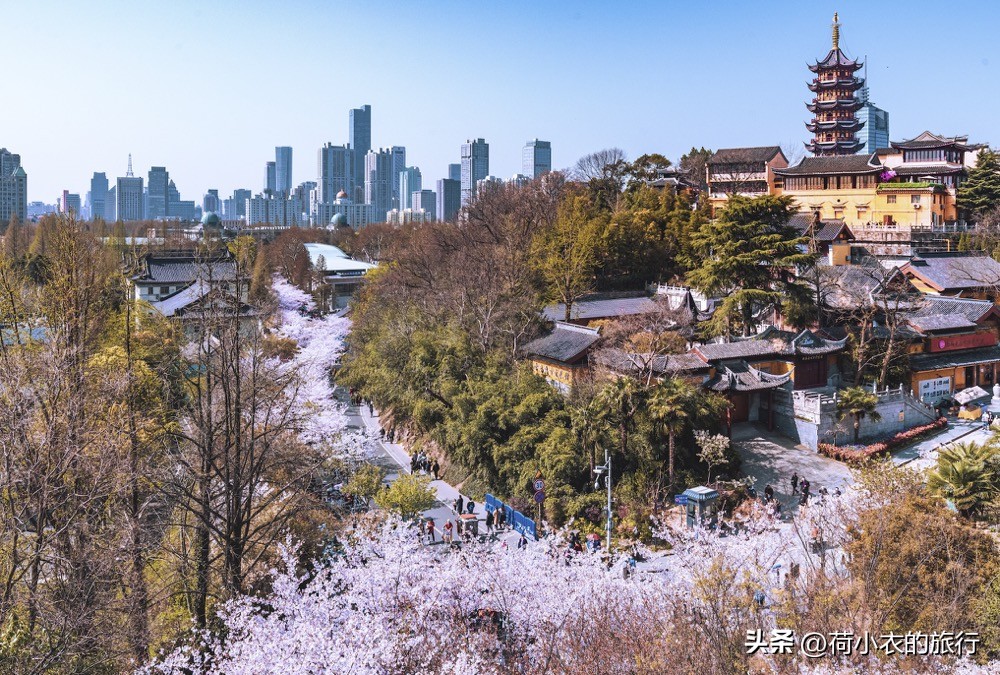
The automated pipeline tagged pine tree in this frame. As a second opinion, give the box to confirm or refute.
[958,150,1000,217]
[684,195,813,337]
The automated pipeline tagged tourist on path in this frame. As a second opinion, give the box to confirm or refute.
[432,460,440,480]
[455,495,464,514]
[426,518,435,543]
[485,510,494,533]
[443,520,454,544]
[791,473,799,495]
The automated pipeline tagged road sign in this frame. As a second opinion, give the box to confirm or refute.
[674,495,688,505]
[533,478,545,491]
[533,490,545,504]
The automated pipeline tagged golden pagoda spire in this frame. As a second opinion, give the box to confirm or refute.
[832,12,840,50]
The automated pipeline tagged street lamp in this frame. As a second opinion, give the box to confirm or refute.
[593,449,612,552]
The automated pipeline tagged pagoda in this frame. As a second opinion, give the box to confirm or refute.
[805,13,865,156]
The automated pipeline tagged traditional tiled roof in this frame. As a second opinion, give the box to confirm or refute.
[135,256,237,284]
[906,314,978,333]
[811,48,862,70]
[910,345,1000,372]
[521,323,601,364]
[789,214,853,242]
[705,359,791,392]
[541,295,660,322]
[892,164,963,176]
[775,154,881,176]
[901,252,1000,291]
[693,328,846,362]
[891,131,970,151]
[911,295,996,323]
[708,146,785,165]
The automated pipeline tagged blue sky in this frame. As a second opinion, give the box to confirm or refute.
[5,0,999,203]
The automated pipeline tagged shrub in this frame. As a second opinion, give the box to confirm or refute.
[818,417,947,465]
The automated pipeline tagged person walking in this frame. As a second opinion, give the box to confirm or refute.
[431,460,440,481]
[517,534,527,550]
[417,518,426,544]
[467,500,475,515]
[496,508,506,530]
[443,520,454,544]
[426,518,435,543]
[763,485,774,502]
[455,495,464,514]
[791,472,799,495]
[485,510,494,533]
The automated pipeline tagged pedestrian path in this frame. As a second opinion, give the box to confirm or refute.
[891,418,986,469]
[357,401,487,527]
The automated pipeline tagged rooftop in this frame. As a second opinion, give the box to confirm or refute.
[708,146,784,165]
[303,243,376,275]
[542,294,660,323]
[693,328,846,362]
[521,323,601,364]
[776,154,881,176]
[788,214,852,242]
[135,255,237,284]
[901,251,1000,291]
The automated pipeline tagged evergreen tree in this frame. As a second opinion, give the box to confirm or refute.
[684,195,813,336]
[958,150,1000,217]
[679,146,713,192]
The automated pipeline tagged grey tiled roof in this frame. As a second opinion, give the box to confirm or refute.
[813,48,861,68]
[909,345,1000,372]
[542,295,659,322]
[522,323,600,363]
[136,258,238,284]
[789,214,851,242]
[776,154,880,176]
[892,164,963,176]
[694,329,846,362]
[912,295,995,322]
[906,314,978,333]
[902,252,1000,291]
[705,359,791,392]
[708,146,783,165]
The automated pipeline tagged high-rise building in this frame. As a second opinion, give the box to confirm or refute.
[147,166,170,219]
[203,189,221,214]
[399,167,421,210]
[60,190,81,216]
[314,189,377,230]
[106,186,116,221]
[318,143,354,204]
[246,194,301,226]
[857,85,890,155]
[412,189,436,221]
[460,138,489,206]
[224,188,252,220]
[0,148,27,224]
[448,163,462,182]
[365,149,393,219]
[350,105,372,202]
[90,172,109,221]
[805,13,864,156]
[117,177,144,222]
[275,146,293,195]
[390,146,406,209]
[436,178,460,222]
[522,139,552,178]
[265,161,277,195]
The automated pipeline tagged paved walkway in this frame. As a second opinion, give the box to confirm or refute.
[892,419,989,471]
[733,423,853,515]
[340,392,497,540]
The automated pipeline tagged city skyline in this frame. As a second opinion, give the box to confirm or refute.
[5,1,1000,202]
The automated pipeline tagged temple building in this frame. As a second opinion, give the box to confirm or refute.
[805,13,865,156]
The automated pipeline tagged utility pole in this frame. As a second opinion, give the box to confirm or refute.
[594,449,612,551]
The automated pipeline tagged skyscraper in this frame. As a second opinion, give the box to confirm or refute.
[365,148,393,219]
[147,166,170,219]
[390,146,406,209]
[412,188,436,221]
[265,161,277,195]
[522,139,552,179]
[350,105,372,202]
[117,157,144,222]
[90,172,109,221]
[436,178,460,222]
[448,163,462,182]
[399,166,421,210]
[224,188,251,220]
[275,146,293,195]
[857,85,889,155]
[0,148,27,224]
[203,189,221,214]
[460,139,489,206]
[60,190,81,215]
[318,143,354,203]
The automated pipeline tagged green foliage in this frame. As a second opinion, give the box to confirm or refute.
[375,473,437,519]
[928,441,999,517]
[684,195,814,336]
[959,150,1000,217]
[344,464,386,506]
[836,386,882,443]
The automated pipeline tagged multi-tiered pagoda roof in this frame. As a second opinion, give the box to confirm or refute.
[805,13,865,156]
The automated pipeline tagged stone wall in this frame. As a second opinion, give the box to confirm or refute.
[764,385,938,451]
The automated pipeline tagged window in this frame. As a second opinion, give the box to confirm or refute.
[887,195,897,204]
[911,195,921,204]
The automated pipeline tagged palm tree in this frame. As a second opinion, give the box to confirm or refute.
[648,378,724,494]
[594,377,643,463]
[571,402,610,479]
[928,441,999,517]
[836,387,882,444]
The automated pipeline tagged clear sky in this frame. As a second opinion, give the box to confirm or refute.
[5,0,999,204]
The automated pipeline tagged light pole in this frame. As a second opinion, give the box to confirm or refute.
[594,449,612,552]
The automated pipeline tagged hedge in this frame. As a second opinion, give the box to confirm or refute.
[817,417,948,465]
